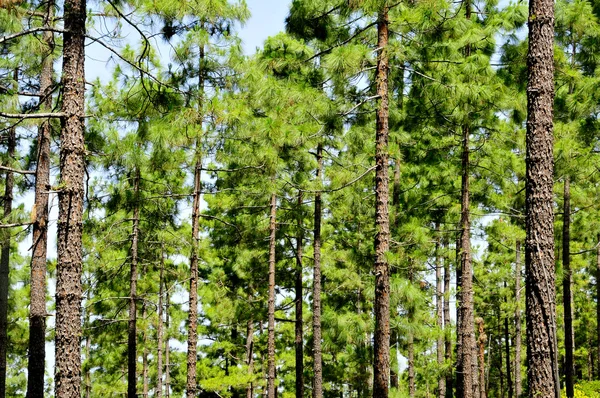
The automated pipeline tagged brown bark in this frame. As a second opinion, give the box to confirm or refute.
[373,6,391,398]
[187,154,202,398]
[444,236,453,398]
[246,317,254,398]
[54,0,86,395]
[295,192,304,398]
[142,302,149,398]
[436,223,445,398]
[313,144,323,398]
[477,318,486,398]
[597,233,600,380]
[563,177,575,398]
[390,160,400,390]
[525,0,558,395]
[267,193,277,398]
[165,288,171,398]
[0,126,15,398]
[525,0,560,398]
[408,264,416,398]
[503,288,513,398]
[156,247,164,398]
[128,169,141,398]
[515,241,522,398]
[27,4,54,397]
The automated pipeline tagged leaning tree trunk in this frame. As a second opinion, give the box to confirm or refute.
[27,4,54,397]
[54,0,86,395]
[187,153,202,398]
[525,0,559,395]
[295,192,304,398]
[373,6,391,398]
[515,240,522,398]
[0,126,15,398]
[313,144,323,398]
[436,223,445,398]
[563,177,575,398]
[267,192,277,398]
[128,169,141,398]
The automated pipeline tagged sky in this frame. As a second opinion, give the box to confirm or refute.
[241,0,291,54]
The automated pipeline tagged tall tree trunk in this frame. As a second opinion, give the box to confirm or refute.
[157,246,164,398]
[597,233,600,380]
[187,153,202,398]
[313,144,323,398]
[142,303,149,398]
[295,192,304,398]
[408,263,416,398]
[0,126,15,398]
[563,177,575,398]
[267,193,277,398]
[27,4,54,396]
[54,0,86,395]
[515,240,522,398]
[436,223,445,398]
[246,317,254,398]
[165,288,171,398]
[525,0,558,394]
[444,236,453,398]
[373,6,391,398]
[128,169,141,398]
[477,318,486,398]
[390,160,401,390]
[503,290,513,398]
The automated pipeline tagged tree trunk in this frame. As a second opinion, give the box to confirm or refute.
[408,263,416,398]
[563,177,575,398]
[444,236,453,398]
[436,223,445,398]
[142,302,149,398]
[267,192,277,398]
[54,0,86,395]
[128,169,141,398]
[313,144,323,398]
[390,160,401,390]
[165,287,171,398]
[157,246,164,398]
[27,4,54,396]
[515,240,522,398]
[373,6,391,398]
[0,126,15,398]
[187,154,202,398]
[503,290,513,398]
[597,233,600,380]
[295,192,304,398]
[246,317,254,398]
[525,0,558,394]
[477,318,486,398]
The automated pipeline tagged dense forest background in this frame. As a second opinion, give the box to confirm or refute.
[1,0,599,397]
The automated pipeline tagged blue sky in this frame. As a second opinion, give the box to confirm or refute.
[241,0,292,54]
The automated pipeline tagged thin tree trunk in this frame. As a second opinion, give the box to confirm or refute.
[436,223,445,398]
[156,246,164,398]
[295,192,304,398]
[85,326,91,398]
[187,153,202,398]
[165,287,171,398]
[313,144,323,398]
[525,0,558,394]
[54,0,86,395]
[444,236,453,398]
[390,160,401,390]
[477,318,486,398]
[0,125,15,398]
[128,169,141,398]
[515,241,522,398]
[563,177,575,398]
[246,317,254,398]
[142,303,149,398]
[503,290,513,398]
[408,263,416,398]
[597,233,600,380]
[27,4,54,396]
[267,192,277,398]
[373,6,391,398]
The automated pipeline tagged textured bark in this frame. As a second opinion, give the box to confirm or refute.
[27,5,54,397]
[313,144,323,398]
[156,247,164,398]
[54,0,86,395]
[373,6,391,398]
[597,233,600,380]
[187,155,202,398]
[436,224,445,398]
[563,177,574,398]
[128,170,141,398]
[477,318,486,398]
[525,0,558,395]
[246,317,254,398]
[515,241,522,398]
[503,290,513,398]
[267,193,277,398]
[295,192,304,398]
[0,125,15,398]
[444,236,453,398]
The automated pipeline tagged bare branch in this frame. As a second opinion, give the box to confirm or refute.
[0,165,35,175]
